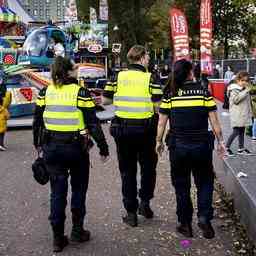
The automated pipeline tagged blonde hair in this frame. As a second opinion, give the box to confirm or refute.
[127,45,147,64]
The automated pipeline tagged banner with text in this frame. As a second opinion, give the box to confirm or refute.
[170,7,190,62]
[200,0,213,75]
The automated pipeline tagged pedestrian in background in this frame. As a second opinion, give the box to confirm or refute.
[224,66,234,85]
[102,45,162,227]
[156,59,225,239]
[193,63,209,90]
[0,74,11,151]
[160,64,170,85]
[0,96,10,151]
[226,71,253,156]
[33,56,109,252]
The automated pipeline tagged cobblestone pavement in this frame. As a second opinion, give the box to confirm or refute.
[0,125,235,256]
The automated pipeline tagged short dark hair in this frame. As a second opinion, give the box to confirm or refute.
[127,45,147,64]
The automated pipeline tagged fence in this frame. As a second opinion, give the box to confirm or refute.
[212,59,256,79]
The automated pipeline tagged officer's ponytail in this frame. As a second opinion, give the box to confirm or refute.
[51,56,74,86]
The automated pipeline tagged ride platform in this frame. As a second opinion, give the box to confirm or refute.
[7,115,33,128]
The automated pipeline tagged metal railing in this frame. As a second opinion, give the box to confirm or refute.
[212,59,256,79]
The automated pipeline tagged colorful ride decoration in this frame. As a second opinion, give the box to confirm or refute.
[18,24,69,66]
[0,6,25,37]
[78,63,105,79]
[0,48,17,64]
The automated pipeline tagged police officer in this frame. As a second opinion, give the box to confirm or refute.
[102,45,162,227]
[33,56,109,252]
[156,59,225,239]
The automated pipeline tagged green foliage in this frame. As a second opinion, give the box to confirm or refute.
[76,0,256,59]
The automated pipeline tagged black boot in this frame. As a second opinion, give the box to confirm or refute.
[122,212,138,227]
[52,225,68,253]
[198,218,215,239]
[70,209,91,243]
[70,226,91,243]
[176,223,193,238]
[138,201,154,219]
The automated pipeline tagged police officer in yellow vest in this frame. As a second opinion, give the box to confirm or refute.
[33,57,109,252]
[102,45,162,227]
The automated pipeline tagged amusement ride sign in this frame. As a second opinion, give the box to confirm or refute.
[88,44,103,53]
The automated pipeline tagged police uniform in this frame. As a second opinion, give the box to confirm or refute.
[159,81,217,226]
[103,64,162,217]
[33,79,108,245]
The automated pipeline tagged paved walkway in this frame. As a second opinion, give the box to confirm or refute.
[0,121,239,256]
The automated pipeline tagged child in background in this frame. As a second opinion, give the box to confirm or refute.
[226,71,253,156]
[0,97,10,151]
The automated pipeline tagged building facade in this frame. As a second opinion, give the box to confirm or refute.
[19,0,67,21]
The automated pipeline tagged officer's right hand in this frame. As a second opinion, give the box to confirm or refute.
[156,141,165,156]
[100,155,110,163]
[217,141,226,158]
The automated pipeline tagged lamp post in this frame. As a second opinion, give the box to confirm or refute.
[112,25,121,68]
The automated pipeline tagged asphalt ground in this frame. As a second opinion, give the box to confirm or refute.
[0,125,236,256]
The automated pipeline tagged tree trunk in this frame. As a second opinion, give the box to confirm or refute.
[224,37,229,59]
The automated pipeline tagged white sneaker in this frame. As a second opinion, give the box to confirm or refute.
[252,137,256,141]
[237,148,253,155]
[0,145,6,151]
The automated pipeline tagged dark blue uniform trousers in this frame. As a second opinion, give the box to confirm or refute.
[114,131,158,213]
[169,141,214,224]
[43,142,89,228]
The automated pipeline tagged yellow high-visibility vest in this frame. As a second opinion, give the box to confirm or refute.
[114,70,153,119]
[43,84,85,131]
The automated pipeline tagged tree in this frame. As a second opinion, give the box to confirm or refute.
[172,0,256,58]
[108,0,156,58]
[213,0,256,58]
[76,0,99,20]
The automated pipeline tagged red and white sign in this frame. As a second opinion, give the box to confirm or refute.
[88,44,103,53]
[20,88,33,102]
[200,0,213,75]
[169,8,190,62]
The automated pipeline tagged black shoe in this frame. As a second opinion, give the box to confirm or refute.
[122,212,138,227]
[226,148,235,157]
[53,235,68,253]
[70,226,91,243]
[138,201,154,219]
[176,223,193,238]
[198,221,215,239]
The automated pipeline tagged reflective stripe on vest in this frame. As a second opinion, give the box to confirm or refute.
[43,84,85,132]
[114,70,153,119]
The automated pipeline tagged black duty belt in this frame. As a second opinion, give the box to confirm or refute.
[46,130,80,144]
[112,117,152,127]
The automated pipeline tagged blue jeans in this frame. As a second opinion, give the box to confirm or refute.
[43,142,90,227]
[253,118,256,138]
[169,140,214,224]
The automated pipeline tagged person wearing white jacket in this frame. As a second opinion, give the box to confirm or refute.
[226,71,253,156]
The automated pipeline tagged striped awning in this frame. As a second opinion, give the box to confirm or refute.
[0,6,19,23]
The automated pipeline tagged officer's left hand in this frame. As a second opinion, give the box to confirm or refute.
[156,141,165,156]
[217,141,226,158]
